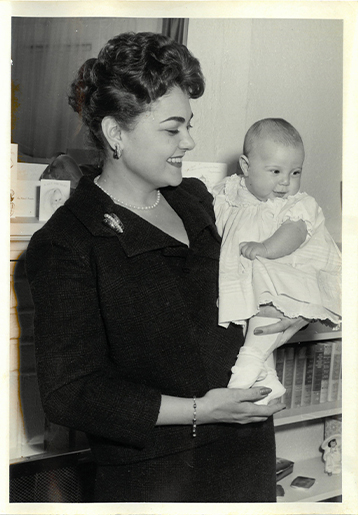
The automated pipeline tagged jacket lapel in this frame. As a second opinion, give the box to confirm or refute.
[66,174,221,258]
[161,183,220,246]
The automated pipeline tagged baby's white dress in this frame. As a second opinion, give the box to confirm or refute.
[213,174,342,328]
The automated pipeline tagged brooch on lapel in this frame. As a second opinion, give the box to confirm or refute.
[103,213,124,234]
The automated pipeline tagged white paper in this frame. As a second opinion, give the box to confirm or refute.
[181,161,227,188]
[14,163,47,218]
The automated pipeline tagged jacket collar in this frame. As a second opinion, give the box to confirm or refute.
[65,173,220,257]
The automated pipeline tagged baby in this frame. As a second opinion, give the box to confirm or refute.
[213,118,342,404]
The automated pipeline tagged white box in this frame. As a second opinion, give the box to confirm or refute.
[181,161,227,188]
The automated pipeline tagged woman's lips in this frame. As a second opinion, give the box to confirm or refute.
[167,157,183,168]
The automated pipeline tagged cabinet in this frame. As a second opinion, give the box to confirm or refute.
[273,323,342,503]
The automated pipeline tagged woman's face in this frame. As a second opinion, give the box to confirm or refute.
[242,138,304,202]
[119,86,195,190]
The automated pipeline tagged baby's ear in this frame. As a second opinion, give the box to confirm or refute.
[239,155,249,176]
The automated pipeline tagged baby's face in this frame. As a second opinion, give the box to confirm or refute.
[243,138,304,201]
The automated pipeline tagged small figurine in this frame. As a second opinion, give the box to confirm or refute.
[321,434,342,475]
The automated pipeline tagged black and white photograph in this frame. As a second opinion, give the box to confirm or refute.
[2,1,357,514]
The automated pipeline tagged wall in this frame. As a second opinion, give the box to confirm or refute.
[186,18,343,243]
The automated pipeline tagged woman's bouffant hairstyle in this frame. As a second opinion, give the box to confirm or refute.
[68,32,205,156]
[243,118,304,157]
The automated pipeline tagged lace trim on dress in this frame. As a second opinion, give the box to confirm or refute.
[223,174,302,208]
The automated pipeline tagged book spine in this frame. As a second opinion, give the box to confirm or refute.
[302,344,315,406]
[291,344,307,408]
[328,339,342,402]
[282,345,295,407]
[319,341,333,404]
[275,347,286,401]
[311,343,325,405]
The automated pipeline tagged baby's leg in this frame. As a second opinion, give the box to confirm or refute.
[228,316,282,389]
[254,353,286,405]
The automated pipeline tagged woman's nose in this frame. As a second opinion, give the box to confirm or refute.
[179,132,195,151]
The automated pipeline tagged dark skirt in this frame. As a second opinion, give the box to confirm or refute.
[93,422,277,503]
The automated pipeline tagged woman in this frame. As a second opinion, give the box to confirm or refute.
[26,32,306,502]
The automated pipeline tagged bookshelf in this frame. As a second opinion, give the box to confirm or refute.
[276,456,342,503]
[274,324,342,503]
[274,401,341,427]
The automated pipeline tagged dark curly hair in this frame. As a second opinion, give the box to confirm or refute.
[68,32,205,157]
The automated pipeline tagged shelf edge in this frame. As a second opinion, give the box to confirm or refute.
[274,402,341,426]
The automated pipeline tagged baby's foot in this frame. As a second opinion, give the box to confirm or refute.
[254,367,286,405]
[228,347,267,389]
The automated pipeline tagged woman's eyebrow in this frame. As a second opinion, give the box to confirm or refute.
[160,113,194,124]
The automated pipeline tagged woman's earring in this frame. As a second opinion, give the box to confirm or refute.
[113,145,122,160]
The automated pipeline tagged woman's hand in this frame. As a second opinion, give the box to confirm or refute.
[198,386,286,425]
[255,305,309,346]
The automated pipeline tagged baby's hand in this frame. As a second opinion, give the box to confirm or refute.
[239,241,268,260]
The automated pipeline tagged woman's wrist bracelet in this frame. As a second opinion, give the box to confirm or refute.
[192,396,197,437]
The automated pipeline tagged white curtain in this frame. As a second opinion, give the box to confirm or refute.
[11,17,162,160]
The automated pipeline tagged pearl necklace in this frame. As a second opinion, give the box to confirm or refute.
[94,175,161,210]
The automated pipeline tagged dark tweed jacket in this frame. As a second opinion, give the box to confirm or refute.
[26,173,274,466]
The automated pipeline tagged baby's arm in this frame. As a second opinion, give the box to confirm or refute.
[240,219,308,260]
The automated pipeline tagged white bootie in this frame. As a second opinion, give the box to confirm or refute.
[254,365,286,405]
[228,346,267,389]
[227,315,285,395]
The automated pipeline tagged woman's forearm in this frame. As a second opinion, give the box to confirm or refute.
[156,389,286,427]
[156,395,195,425]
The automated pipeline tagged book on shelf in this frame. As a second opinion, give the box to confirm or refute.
[301,344,315,407]
[311,342,325,405]
[277,338,342,410]
[291,344,307,408]
[320,341,333,404]
[328,340,342,402]
[274,347,286,401]
[282,345,295,407]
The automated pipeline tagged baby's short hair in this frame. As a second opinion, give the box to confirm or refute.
[243,118,303,157]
